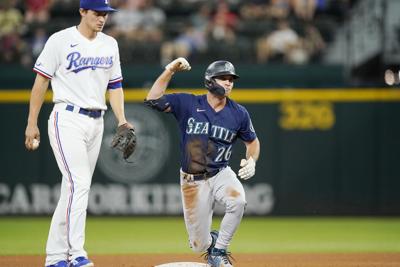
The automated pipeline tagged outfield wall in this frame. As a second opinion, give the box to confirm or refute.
[0,88,399,215]
[0,63,345,89]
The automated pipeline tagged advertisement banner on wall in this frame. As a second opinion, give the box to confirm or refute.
[1,88,400,215]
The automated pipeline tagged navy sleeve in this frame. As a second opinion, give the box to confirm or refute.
[164,93,193,120]
[238,107,257,142]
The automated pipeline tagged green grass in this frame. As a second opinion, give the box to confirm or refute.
[0,217,399,255]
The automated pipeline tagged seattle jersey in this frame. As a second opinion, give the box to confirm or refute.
[165,93,257,174]
[33,26,123,110]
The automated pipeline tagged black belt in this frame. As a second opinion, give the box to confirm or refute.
[182,169,221,182]
[66,104,102,118]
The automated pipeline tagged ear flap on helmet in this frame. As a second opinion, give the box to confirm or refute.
[205,77,226,96]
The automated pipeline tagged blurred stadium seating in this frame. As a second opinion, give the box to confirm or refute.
[0,0,350,65]
[2,0,400,86]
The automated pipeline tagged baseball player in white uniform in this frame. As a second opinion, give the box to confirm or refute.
[24,1,133,266]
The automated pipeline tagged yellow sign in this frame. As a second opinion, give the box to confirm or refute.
[279,101,335,130]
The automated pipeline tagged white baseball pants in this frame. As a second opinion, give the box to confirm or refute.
[45,103,103,265]
[180,167,246,252]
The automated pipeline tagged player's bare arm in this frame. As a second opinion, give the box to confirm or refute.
[244,137,260,162]
[25,74,49,151]
[109,87,132,127]
[146,57,191,100]
[238,137,260,180]
[109,87,136,160]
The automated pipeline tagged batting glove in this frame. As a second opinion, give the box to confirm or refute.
[165,57,191,73]
[238,157,256,180]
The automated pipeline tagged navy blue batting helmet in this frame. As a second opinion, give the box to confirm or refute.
[204,61,239,96]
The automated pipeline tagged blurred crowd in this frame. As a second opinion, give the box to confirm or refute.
[0,0,357,67]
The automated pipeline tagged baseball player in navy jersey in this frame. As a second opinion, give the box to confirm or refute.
[24,0,133,266]
[145,58,260,267]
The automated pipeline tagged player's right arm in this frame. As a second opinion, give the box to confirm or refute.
[25,74,50,151]
[146,57,191,100]
[146,68,175,100]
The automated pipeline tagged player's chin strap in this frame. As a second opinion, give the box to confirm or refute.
[205,78,226,97]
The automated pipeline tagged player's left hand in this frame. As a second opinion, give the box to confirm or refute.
[238,157,256,180]
[111,122,137,160]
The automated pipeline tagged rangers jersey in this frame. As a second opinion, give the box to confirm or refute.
[33,26,122,110]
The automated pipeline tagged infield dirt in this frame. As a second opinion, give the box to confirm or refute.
[1,253,400,267]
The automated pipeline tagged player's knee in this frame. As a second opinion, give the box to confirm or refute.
[73,184,91,193]
[226,197,247,214]
[71,178,91,193]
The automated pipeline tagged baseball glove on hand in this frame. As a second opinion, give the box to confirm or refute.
[238,157,256,180]
[111,123,136,160]
[165,57,191,73]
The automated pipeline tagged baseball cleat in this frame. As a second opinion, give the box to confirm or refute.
[206,248,233,267]
[45,260,68,267]
[69,257,94,267]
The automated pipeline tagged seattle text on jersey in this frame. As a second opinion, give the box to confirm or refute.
[186,117,237,143]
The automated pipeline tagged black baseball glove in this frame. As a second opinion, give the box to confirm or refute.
[111,123,136,160]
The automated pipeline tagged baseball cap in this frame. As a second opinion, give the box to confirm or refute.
[80,0,117,12]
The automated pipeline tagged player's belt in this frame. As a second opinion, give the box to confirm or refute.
[66,104,103,118]
[182,169,221,182]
